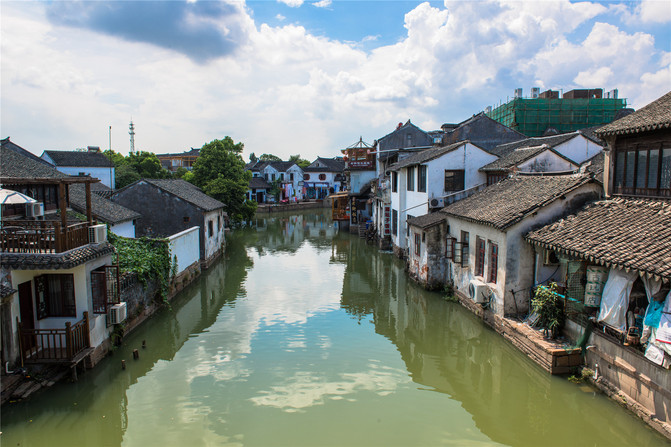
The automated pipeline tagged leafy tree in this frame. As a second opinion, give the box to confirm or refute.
[115,164,141,189]
[249,152,258,163]
[173,166,188,179]
[190,137,254,224]
[259,153,282,162]
[289,154,310,169]
[103,149,126,167]
[127,151,171,179]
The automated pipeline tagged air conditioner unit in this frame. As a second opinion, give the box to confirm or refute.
[88,224,107,244]
[25,202,44,218]
[429,198,445,209]
[469,279,490,304]
[109,302,127,325]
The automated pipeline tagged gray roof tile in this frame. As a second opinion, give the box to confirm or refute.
[525,198,671,280]
[596,91,671,137]
[388,141,467,171]
[1,243,115,270]
[141,179,224,211]
[69,183,141,224]
[43,150,114,168]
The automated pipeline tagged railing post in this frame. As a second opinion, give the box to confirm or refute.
[54,221,62,252]
[83,311,91,348]
[16,317,24,368]
[65,321,73,359]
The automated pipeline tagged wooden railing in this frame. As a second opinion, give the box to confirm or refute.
[1,221,93,253]
[18,312,91,364]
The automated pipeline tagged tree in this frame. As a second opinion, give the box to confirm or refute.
[103,149,126,167]
[259,153,282,162]
[289,154,310,169]
[126,151,171,179]
[115,164,141,189]
[190,137,254,224]
[249,152,258,163]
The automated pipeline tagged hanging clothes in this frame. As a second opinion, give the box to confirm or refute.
[597,269,638,332]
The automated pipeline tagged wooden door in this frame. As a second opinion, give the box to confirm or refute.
[18,281,36,351]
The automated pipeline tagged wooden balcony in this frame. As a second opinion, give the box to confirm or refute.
[18,312,93,366]
[1,221,91,253]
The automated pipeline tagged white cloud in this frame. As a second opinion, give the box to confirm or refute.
[313,0,332,8]
[1,1,670,161]
[637,0,671,23]
[275,13,286,21]
[278,0,304,8]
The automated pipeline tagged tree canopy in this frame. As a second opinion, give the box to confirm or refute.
[190,137,255,223]
[289,154,311,169]
[104,149,172,189]
[259,153,282,162]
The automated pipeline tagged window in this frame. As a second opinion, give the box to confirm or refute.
[280,173,284,181]
[613,145,671,197]
[392,172,398,193]
[304,174,310,181]
[488,242,498,283]
[272,173,276,181]
[265,173,269,180]
[91,266,120,314]
[460,231,469,267]
[183,216,190,224]
[475,237,485,277]
[407,167,415,191]
[414,233,421,256]
[446,236,456,259]
[34,274,76,319]
[208,220,214,237]
[218,216,221,229]
[290,173,294,181]
[406,133,413,147]
[319,174,326,181]
[407,215,413,237]
[418,165,427,192]
[445,170,465,192]
[392,209,398,235]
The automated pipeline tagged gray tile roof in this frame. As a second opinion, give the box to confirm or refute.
[69,183,141,225]
[43,150,114,168]
[488,132,578,158]
[388,141,467,171]
[407,211,448,229]
[1,144,68,179]
[1,242,115,270]
[142,179,224,211]
[596,91,671,137]
[0,284,17,298]
[249,177,271,189]
[479,145,577,172]
[1,138,53,167]
[442,174,595,230]
[525,198,671,280]
[304,157,345,173]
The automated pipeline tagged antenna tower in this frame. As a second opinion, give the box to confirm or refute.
[129,120,136,154]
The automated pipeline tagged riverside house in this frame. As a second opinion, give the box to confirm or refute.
[1,140,120,372]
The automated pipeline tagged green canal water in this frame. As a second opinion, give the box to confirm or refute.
[1,210,668,446]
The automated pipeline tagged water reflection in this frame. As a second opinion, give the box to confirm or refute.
[1,210,665,447]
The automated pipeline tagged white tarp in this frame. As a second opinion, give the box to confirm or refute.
[656,290,671,345]
[597,269,638,332]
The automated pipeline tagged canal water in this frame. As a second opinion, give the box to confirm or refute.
[1,210,667,446]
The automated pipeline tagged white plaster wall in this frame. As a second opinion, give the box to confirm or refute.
[349,171,375,195]
[390,170,405,249]
[168,226,200,274]
[10,254,114,349]
[53,166,115,189]
[203,209,225,260]
[554,136,603,164]
[518,151,577,173]
[110,220,136,238]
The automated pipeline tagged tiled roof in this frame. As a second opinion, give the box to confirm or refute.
[43,150,114,168]
[525,198,671,281]
[488,133,578,158]
[442,174,595,230]
[1,243,115,270]
[69,184,141,224]
[480,145,576,172]
[596,91,671,137]
[388,141,466,171]
[0,284,17,298]
[580,151,605,178]
[142,179,224,211]
[1,144,68,179]
[1,138,53,167]
[249,177,271,189]
[304,157,345,172]
[156,148,200,158]
[407,211,448,229]
[244,161,299,173]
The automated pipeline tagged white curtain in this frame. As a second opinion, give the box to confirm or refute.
[597,269,638,331]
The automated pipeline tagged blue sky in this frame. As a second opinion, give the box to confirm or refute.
[1,1,670,161]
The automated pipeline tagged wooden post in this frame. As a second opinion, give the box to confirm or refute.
[65,321,73,360]
[59,183,67,230]
[133,349,139,359]
[83,311,91,348]
[121,360,126,370]
[16,317,24,368]
[54,221,62,252]
[85,181,93,225]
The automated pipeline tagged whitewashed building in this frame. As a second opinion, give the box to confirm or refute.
[42,148,116,189]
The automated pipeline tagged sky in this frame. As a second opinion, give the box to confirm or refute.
[1,0,670,163]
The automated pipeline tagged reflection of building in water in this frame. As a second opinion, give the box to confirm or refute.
[2,246,247,446]
[250,211,338,255]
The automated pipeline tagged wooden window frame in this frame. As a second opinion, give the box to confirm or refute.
[446,237,456,260]
[414,233,421,256]
[613,142,671,198]
[460,231,469,267]
[91,266,120,314]
[35,274,76,319]
[407,167,415,191]
[475,236,485,277]
[418,165,427,193]
[445,170,465,192]
[488,242,498,284]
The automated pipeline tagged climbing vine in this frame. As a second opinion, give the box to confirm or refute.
[108,232,172,303]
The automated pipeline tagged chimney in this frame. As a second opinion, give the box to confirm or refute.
[87,146,101,153]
